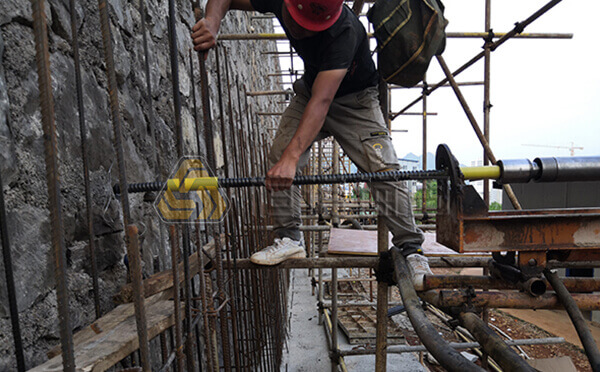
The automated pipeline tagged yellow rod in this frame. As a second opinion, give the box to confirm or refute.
[167,177,218,191]
[460,165,501,181]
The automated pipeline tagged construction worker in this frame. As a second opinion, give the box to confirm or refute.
[191,0,432,281]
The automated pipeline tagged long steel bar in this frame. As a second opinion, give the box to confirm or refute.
[0,162,25,371]
[215,44,239,371]
[391,248,485,372]
[125,225,150,372]
[393,0,563,119]
[340,337,565,355]
[222,45,243,371]
[218,32,571,40]
[96,0,151,368]
[545,269,600,371]
[69,0,100,319]
[32,1,75,369]
[169,226,185,372]
[421,289,600,311]
[192,5,232,370]
[436,54,522,210]
[119,169,448,193]
[459,312,536,371]
[166,1,197,370]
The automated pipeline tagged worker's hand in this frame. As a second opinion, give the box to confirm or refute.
[266,154,298,192]
[191,17,219,53]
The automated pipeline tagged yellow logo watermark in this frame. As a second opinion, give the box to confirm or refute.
[154,157,229,223]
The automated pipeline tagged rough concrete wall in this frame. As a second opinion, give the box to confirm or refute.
[0,0,279,369]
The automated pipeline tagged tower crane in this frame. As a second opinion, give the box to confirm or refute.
[522,142,583,156]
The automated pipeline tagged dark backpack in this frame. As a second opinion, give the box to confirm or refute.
[368,0,448,87]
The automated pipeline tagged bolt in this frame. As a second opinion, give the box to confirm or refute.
[528,258,537,266]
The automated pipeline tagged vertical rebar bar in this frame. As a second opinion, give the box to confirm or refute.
[97,0,151,367]
[32,1,75,369]
[69,0,101,320]
[126,225,150,372]
[169,226,185,372]
[166,1,197,369]
[421,77,427,217]
[0,166,25,371]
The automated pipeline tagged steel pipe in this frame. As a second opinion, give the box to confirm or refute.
[423,275,600,293]
[339,337,565,355]
[545,269,600,371]
[459,312,536,371]
[421,289,600,311]
[390,248,485,372]
[218,32,571,41]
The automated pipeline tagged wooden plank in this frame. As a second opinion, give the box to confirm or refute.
[31,292,181,372]
[327,228,487,256]
[113,235,223,304]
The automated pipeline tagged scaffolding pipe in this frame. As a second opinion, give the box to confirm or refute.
[393,0,564,119]
[423,275,600,292]
[390,248,485,372]
[340,337,565,355]
[545,269,600,371]
[218,32,572,41]
[436,55,522,210]
[421,289,600,311]
[459,312,536,371]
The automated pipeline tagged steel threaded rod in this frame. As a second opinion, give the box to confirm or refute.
[114,169,448,194]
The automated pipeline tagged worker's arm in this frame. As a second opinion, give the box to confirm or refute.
[266,69,347,191]
[191,0,254,51]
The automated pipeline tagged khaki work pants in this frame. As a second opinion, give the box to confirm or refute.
[269,79,424,251]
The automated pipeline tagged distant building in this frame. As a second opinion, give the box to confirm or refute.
[398,157,419,194]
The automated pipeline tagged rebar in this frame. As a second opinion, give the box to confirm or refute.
[118,169,449,194]
[0,161,25,371]
[32,1,75,369]
[169,226,185,372]
[69,0,100,320]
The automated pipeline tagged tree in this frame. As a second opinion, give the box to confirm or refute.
[414,180,437,210]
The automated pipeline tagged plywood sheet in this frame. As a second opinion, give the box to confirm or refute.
[327,228,486,256]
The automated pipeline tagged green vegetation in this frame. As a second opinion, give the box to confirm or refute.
[489,201,502,210]
[414,180,437,209]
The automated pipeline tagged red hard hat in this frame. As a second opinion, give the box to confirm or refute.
[284,0,344,32]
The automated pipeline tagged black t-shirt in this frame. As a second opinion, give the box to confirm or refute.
[250,0,379,97]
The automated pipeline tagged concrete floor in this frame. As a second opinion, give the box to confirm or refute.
[280,269,426,372]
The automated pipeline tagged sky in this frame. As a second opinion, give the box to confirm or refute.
[269,0,600,166]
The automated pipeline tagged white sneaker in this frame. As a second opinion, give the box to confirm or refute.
[250,238,306,265]
[406,253,433,291]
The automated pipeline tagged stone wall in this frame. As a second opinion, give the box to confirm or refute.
[0,0,279,369]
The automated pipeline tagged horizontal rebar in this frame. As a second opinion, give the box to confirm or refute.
[115,169,448,194]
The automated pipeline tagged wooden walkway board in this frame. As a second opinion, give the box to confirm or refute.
[327,228,487,256]
[30,292,179,372]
